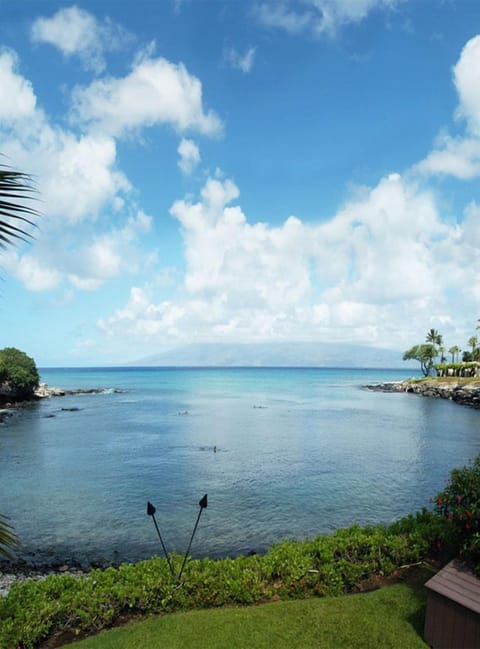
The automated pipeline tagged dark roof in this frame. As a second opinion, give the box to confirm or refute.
[425,560,480,615]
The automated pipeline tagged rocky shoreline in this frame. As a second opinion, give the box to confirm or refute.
[0,563,89,598]
[0,384,127,422]
[0,555,124,597]
[364,379,480,409]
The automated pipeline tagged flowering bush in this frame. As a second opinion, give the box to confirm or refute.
[434,455,480,573]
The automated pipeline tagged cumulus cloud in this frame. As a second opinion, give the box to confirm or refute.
[99,171,461,349]
[417,35,480,179]
[0,46,158,293]
[0,31,225,298]
[31,5,134,73]
[2,250,62,291]
[416,134,480,179]
[453,35,480,136]
[6,209,154,292]
[177,138,201,174]
[224,46,256,73]
[255,0,402,36]
[71,57,223,137]
[1,122,130,224]
[0,50,36,123]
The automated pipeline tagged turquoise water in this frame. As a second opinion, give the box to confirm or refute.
[1,367,480,565]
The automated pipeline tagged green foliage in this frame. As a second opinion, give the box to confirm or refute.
[63,580,430,649]
[1,459,473,648]
[434,455,480,573]
[0,162,39,251]
[434,362,480,377]
[462,349,480,362]
[403,344,437,376]
[0,520,440,649]
[0,346,39,398]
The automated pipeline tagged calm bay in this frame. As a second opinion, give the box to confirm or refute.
[1,366,479,566]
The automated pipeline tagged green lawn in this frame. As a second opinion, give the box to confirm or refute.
[64,580,428,649]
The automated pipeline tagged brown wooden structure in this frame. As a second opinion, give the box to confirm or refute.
[424,560,480,648]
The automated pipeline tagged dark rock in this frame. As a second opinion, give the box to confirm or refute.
[364,379,480,410]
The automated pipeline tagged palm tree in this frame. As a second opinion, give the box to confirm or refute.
[448,345,461,363]
[0,160,39,558]
[468,336,478,355]
[426,329,442,346]
[0,514,17,559]
[426,329,443,361]
[438,345,447,363]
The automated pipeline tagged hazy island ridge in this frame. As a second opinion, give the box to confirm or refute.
[127,342,417,369]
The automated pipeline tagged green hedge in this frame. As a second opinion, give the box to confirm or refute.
[435,362,480,377]
[0,512,449,649]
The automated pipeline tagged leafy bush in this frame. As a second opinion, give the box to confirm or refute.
[435,362,480,377]
[0,347,39,400]
[0,520,438,649]
[434,455,480,573]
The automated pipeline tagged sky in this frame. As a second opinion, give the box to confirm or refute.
[1,0,480,366]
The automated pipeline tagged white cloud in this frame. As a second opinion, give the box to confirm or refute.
[178,138,201,174]
[2,250,62,291]
[100,172,461,349]
[0,50,36,123]
[224,47,256,73]
[454,35,480,136]
[71,57,223,137]
[416,133,480,179]
[416,35,480,179]
[0,49,158,293]
[31,5,134,73]
[1,124,130,224]
[7,208,155,293]
[255,0,402,36]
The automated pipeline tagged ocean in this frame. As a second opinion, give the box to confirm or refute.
[1,366,479,566]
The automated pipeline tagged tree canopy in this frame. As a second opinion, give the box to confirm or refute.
[0,347,39,400]
[402,343,437,376]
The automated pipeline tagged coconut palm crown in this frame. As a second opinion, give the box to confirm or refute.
[0,163,38,249]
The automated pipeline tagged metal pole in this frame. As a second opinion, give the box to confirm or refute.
[147,501,175,578]
[177,494,207,582]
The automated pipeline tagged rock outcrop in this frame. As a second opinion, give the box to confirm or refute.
[0,384,127,421]
[364,379,480,409]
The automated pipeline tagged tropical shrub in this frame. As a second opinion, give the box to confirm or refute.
[434,455,480,573]
[0,520,437,649]
[435,362,480,377]
[0,347,39,401]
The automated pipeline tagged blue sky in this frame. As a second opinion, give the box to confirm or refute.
[1,0,480,366]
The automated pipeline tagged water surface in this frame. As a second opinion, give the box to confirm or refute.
[1,367,479,565]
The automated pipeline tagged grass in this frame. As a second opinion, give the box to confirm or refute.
[62,579,428,649]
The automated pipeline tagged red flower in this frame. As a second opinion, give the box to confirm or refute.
[437,497,444,505]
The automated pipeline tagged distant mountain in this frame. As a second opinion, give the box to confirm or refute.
[129,342,416,369]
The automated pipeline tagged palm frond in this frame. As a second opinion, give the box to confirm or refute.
[0,513,18,559]
[0,164,40,250]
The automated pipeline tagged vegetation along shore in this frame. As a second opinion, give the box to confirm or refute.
[365,324,480,409]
